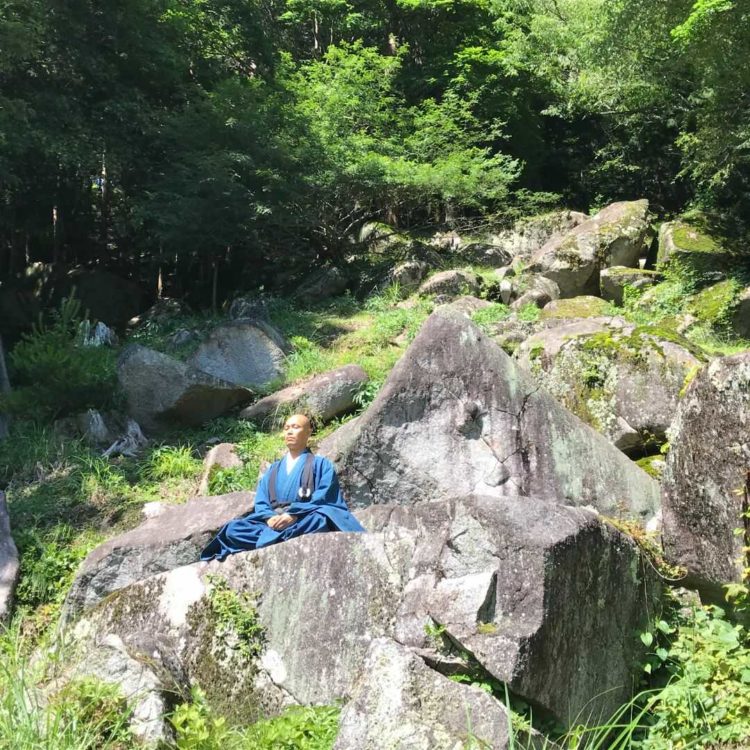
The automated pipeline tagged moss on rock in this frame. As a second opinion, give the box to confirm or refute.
[184,580,268,727]
[636,455,666,481]
[686,279,742,329]
[541,296,614,320]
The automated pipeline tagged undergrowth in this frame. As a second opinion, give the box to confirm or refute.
[2,278,750,748]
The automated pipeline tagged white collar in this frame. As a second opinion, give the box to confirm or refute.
[285,453,302,471]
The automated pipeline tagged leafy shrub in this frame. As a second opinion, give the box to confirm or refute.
[171,688,239,750]
[243,705,340,749]
[643,605,750,748]
[206,576,265,660]
[516,303,542,323]
[170,689,339,750]
[47,678,135,749]
[0,624,136,750]
[1,297,118,421]
[14,524,95,611]
[352,379,382,409]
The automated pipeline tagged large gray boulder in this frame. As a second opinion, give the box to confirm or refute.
[0,491,19,623]
[188,319,289,389]
[63,491,252,622]
[489,210,588,265]
[528,200,651,298]
[118,344,253,432]
[297,266,349,298]
[662,353,750,600]
[240,365,368,427]
[517,321,703,454]
[66,495,659,740]
[657,220,731,276]
[334,638,529,750]
[320,310,660,520]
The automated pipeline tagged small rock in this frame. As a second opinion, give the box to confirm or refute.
[600,267,660,305]
[297,267,348,299]
[142,502,166,519]
[511,276,560,310]
[166,328,199,349]
[227,294,270,322]
[388,261,428,292]
[197,443,243,495]
[418,269,482,299]
[80,320,118,347]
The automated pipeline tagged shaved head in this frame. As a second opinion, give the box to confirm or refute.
[283,414,312,455]
[285,413,311,430]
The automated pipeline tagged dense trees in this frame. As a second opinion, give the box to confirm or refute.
[1,0,748,305]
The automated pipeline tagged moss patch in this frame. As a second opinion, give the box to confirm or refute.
[540,296,614,320]
[606,267,661,278]
[671,222,720,254]
[184,577,267,726]
[686,279,741,329]
[636,455,666,481]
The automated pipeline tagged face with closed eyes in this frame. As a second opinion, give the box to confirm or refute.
[283,414,312,453]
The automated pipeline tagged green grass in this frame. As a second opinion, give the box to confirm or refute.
[4,280,750,749]
[0,624,138,750]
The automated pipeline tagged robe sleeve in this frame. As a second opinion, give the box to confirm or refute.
[251,464,275,520]
[286,457,345,517]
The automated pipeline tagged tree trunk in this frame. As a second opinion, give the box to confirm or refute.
[211,259,219,314]
[0,335,11,441]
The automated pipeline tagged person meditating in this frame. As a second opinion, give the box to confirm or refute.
[200,414,365,561]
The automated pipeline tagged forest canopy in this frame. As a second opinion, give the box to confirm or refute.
[1,0,748,304]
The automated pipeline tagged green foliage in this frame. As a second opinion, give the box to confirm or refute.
[0,624,137,750]
[516,303,542,323]
[171,688,239,750]
[242,705,340,749]
[206,576,265,660]
[14,525,96,612]
[142,444,202,482]
[352,379,382,409]
[471,303,512,332]
[2,297,118,421]
[643,605,750,748]
[170,688,339,750]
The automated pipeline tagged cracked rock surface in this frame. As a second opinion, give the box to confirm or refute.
[319,309,660,520]
[65,495,660,742]
[663,352,750,600]
[63,491,253,622]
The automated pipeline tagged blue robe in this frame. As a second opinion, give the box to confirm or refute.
[200,450,365,561]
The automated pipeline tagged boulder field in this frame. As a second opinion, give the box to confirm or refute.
[26,200,750,746]
[61,307,666,747]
